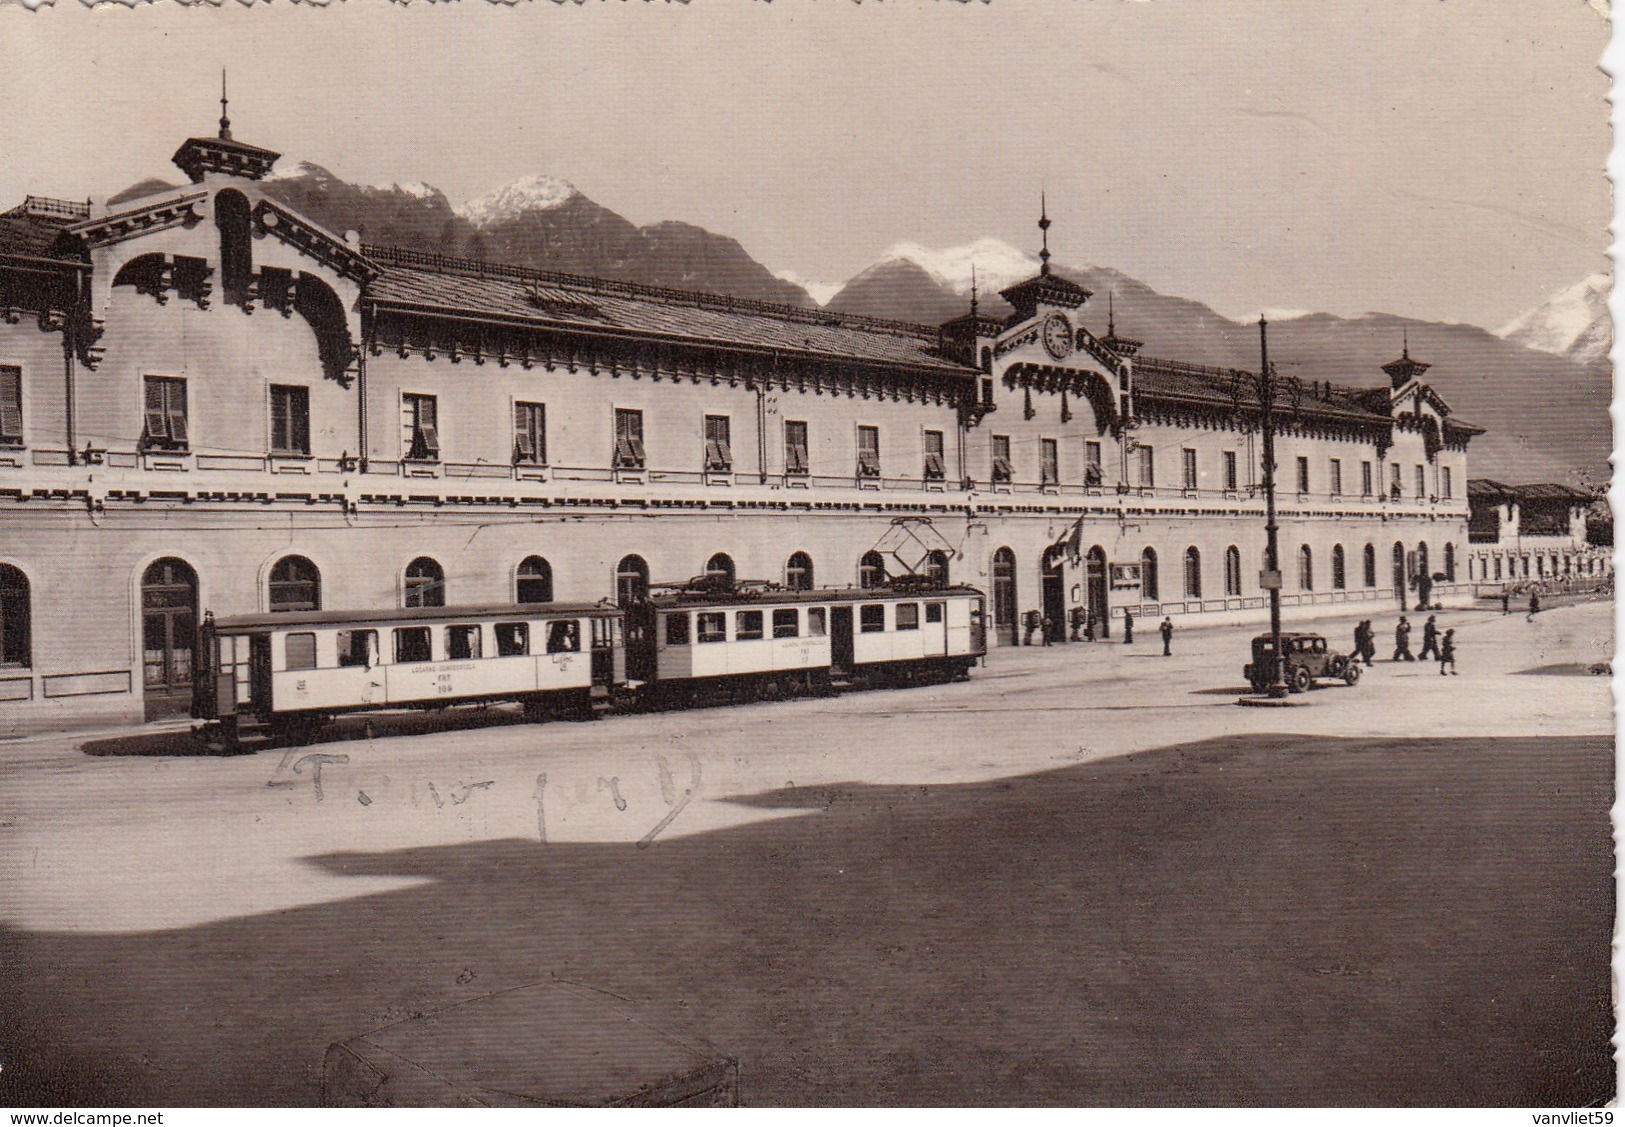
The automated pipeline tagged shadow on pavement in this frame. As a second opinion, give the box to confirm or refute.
[2,733,1613,1108]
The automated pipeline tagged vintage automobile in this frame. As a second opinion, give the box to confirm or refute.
[1243,631,1361,693]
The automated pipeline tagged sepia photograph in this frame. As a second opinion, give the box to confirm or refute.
[0,0,1614,1110]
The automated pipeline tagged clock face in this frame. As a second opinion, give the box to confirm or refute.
[1042,313,1073,360]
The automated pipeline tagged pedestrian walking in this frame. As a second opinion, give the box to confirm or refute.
[1438,628,1457,675]
[1527,593,1541,620]
[1041,614,1054,647]
[1392,615,1414,661]
[1418,615,1440,661]
[1501,590,1510,615]
[1160,617,1173,656]
[1084,611,1097,642]
[1122,610,1134,645]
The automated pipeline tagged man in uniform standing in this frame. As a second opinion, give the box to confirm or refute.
[1160,617,1174,656]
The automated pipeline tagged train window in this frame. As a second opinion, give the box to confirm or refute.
[772,608,799,638]
[665,613,690,646]
[925,602,945,624]
[546,620,581,654]
[736,610,764,641]
[895,603,919,631]
[285,632,318,670]
[495,623,529,657]
[859,604,886,633]
[395,627,432,664]
[696,612,726,643]
[807,607,827,636]
[447,625,482,660]
[337,629,377,667]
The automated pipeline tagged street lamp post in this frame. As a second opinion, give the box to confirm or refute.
[1258,316,1288,698]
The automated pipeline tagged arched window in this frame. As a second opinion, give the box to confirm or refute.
[785,551,814,591]
[859,550,887,590]
[616,555,649,605]
[404,557,445,608]
[1224,545,1242,596]
[992,546,1018,644]
[1331,544,1346,590]
[1141,547,1159,601]
[1363,544,1377,588]
[141,558,198,711]
[1416,541,1430,580]
[516,556,553,603]
[268,555,321,613]
[1298,545,1313,591]
[0,564,31,668]
[925,549,950,587]
[1493,556,1502,581]
[1183,547,1202,599]
[1443,543,1456,582]
[705,553,735,586]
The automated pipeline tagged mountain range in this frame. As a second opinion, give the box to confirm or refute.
[103,164,1611,486]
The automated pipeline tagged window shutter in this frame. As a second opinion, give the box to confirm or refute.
[924,453,944,477]
[628,435,646,464]
[417,422,440,458]
[292,391,310,454]
[167,402,189,445]
[0,368,21,439]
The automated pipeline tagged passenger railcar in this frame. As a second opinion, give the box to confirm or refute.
[193,601,624,741]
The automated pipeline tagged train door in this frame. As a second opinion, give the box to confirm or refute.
[991,547,1017,646]
[623,603,656,682]
[141,558,198,720]
[249,635,274,713]
[589,616,617,692]
[830,605,855,674]
[1086,546,1109,639]
[1041,549,1066,643]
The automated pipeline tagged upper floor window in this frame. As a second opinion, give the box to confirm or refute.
[0,366,21,447]
[1441,467,1453,499]
[1295,456,1310,494]
[1137,445,1154,488]
[0,563,30,668]
[614,408,646,469]
[1329,459,1343,496]
[991,435,1013,483]
[1223,450,1238,491]
[1415,464,1427,499]
[143,376,189,451]
[923,430,946,480]
[1040,439,1059,485]
[856,425,881,478]
[784,419,809,475]
[1182,449,1198,491]
[403,393,439,461]
[1390,462,1402,496]
[514,402,547,465]
[1361,461,1374,496]
[1084,441,1103,486]
[269,385,310,457]
[704,414,732,472]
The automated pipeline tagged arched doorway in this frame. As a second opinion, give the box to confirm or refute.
[142,557,197,720]
[404,557,445,608]
[785,551,814,591]
[991,547,1017,646]
[1086,545,1109,638]
[924,549,950,587]
[1140,547,1159,601]
[616,554,649,605]
[1041,547,1066,644]
[516,556,553,603]
[1392,542,1407,605]
[268,555,321,613]
[705,553,735,587]
[859,550,887,590]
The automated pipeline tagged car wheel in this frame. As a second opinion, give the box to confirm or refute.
[1343,664,1361,686]
[1289,665,1311,693]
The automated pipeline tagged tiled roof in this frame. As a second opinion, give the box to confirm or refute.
[362,246,974,375]
[1468,479,1594,502]
[0,212,81,262]
[1132,355,1391,425]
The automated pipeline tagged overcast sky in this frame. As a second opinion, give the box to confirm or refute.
[0,0,1610,330]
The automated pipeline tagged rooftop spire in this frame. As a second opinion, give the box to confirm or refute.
[969,263,979,316]
[1038,192,1052,277]
[218,68,232,141]
[1108,289,1116,337]
[1402,326,1410,359]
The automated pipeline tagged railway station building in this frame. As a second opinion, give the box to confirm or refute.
[0,119,1482,733]
[1464,480,1610,584]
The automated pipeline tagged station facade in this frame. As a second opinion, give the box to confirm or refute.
[0,120,1483,732]
[1465,480,1610,584]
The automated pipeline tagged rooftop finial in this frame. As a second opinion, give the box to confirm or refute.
[219,68,232,141]
[970,263,979,316]
[1108,289,1116,338]
[1038,192,1052,277]
[1402,326,1410,359]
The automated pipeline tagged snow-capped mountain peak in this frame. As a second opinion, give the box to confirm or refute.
[879,237,1043,296]
[1497,272,1612,365]
[265,159,336,184]
[457,174,580,228]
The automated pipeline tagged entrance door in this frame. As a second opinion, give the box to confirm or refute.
[1041,550,1066,643]
[1392,542,1406,605]
[991,547,1017,646]
[829,605,855,674]
[141,557,198,720]
[1086,546,1109,639]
